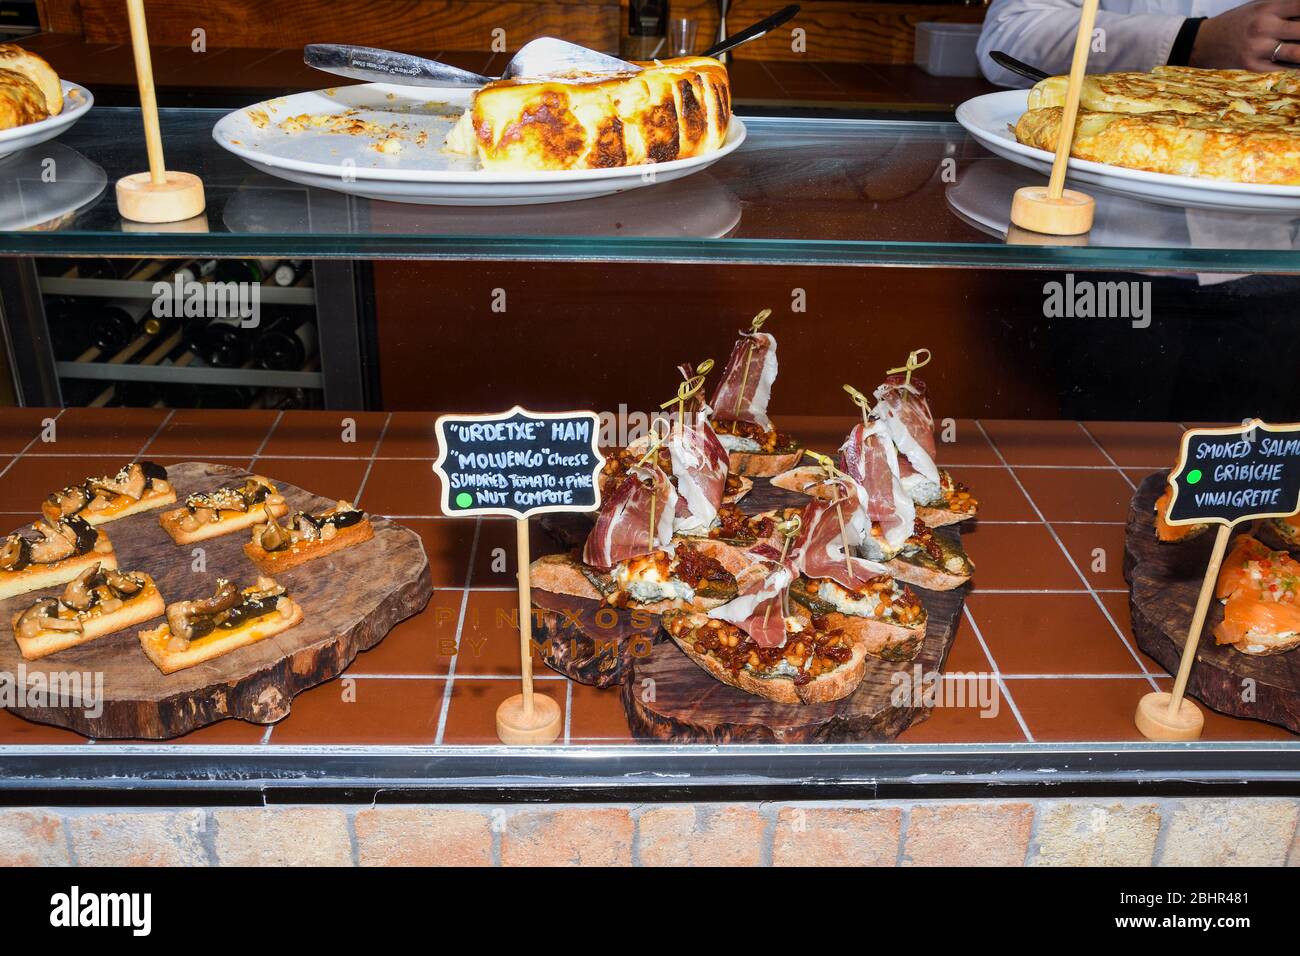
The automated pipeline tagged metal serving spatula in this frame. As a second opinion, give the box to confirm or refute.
[303,37,641,90]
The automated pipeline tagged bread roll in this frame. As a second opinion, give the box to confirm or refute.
[0,44,61,115]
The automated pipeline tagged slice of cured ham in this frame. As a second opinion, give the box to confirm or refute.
[794,488,889,591]
[710,330,777,430]
[872,374,940,486]
[707,562,793,648]
[839,420,916,550]
[582,463,678,570]
[668,417,729,534]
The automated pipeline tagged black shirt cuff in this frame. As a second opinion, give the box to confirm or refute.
[1168,17,1205,66]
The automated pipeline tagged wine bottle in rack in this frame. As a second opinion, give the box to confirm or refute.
[210,259,268,284]
[253,308,318,371]
[87,299,151,359]
[46,297,97,360]
[191,315,256,368]
[271,259,308,287]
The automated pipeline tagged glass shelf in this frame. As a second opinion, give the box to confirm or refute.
[1,107,1298,271]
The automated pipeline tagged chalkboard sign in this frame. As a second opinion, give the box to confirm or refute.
[433,407,604,519]
[1166,420,1300,526]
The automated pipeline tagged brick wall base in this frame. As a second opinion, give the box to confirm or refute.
[6,798,1299,866]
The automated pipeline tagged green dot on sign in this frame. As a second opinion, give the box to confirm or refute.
[1187,469,1203,485]
[455,492,473,508]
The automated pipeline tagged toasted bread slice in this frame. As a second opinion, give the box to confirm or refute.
[1216,626,1300,656]
[243,510,374,575]
[789,576,927,662]
[13,575,164,661]
[529,552,734,613]
[1257,517,1300,555]
[139,598,304,675]
[0,535,116,602]
[886,534,974,592]
[160,479,289,545]
[661,609,868,704]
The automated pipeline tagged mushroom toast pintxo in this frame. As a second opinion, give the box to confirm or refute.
[158,476,289,545]
[43,461,175,527]
[12,564,163,661]
[443,56,730,172]
[138,576,304,674]
[243,500,374,574]
[0,516,116,601]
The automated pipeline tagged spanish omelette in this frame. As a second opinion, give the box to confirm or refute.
[1014,66,1300,185]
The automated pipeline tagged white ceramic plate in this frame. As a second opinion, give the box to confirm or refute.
[955,89,1300,213]
[213,84,747,206]
[0,81,94,161]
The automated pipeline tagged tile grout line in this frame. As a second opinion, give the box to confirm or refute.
[975,420,1160,691]
[960,603,1033,742]
[131,408,174,462]
[352,412,392,507]
[1076,421,1137,491]
[434,517,481,745]
[246,409,285,472]
[0,408,66,483]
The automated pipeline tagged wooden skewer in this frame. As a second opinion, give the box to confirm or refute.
[1008,0,1098,236]
[115,0,207,224]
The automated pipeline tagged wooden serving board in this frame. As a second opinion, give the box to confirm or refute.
[0,462,431,739]
[535,479,968,741]
[1125,472,1300,735]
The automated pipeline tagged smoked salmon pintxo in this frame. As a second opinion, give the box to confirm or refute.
[1213,535,1300,656]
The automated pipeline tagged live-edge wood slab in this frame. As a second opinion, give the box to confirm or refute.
[536,479,969,741]
[1126,472,1300,735]
[0,462,431,739]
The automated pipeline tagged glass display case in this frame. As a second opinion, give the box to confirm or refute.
[1,100,1298,813]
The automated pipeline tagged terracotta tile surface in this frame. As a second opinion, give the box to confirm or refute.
[962,523,1082,590]
[1082,421,1184,468]
[354,458,443,516]
[267,677,445,745]
[1015,467,1135,523]
[967,594,1146,676]
[1050,522,1130,591]
[43,407,168,455]
[257,411,389,459]
[981,419,1111,467]
[0,408,57,454]
[0,410,1292,750]
[145,409,279,459]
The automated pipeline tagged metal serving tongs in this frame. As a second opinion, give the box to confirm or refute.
[304,6,801,89]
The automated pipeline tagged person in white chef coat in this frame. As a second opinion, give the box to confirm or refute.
[978,0,1300,86]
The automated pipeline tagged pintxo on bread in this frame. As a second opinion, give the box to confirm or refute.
[43,461,175,527]
[138,576,304,675]
[243,500,374,574]
[0,515,116,601]
[159,476,289,545]
[1212,535,1300,656]
[12,564,164,661]
[530,455,741,613]
[707,310,804,478]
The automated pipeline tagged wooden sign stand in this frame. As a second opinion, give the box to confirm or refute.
[433,407,605,746]
[496,516,562,744]
[115,0,207,224]
[1134,421,1300,740]
[1009,0,1097,236]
